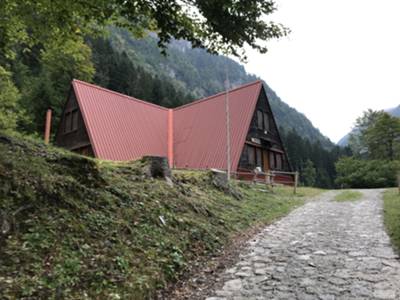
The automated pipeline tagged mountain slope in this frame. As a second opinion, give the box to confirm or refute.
[109,28,333,149]
[387,105,400,117]
[337,134,350,147]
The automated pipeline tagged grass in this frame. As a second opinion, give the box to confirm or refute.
[383,189,400,252]
[334,190,363,202]
[0,132,323,299]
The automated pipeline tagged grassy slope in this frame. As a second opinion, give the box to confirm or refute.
[0,133,321,299]
[334,190,363,202]
[383,189,400,252]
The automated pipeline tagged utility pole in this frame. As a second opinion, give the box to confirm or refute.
[225,67,231,181]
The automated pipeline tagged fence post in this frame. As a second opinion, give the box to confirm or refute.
[294,171,299,194]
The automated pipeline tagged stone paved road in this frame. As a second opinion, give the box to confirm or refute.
[206,189,400,300]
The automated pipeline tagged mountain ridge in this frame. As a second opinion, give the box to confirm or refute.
[108,28,334,149]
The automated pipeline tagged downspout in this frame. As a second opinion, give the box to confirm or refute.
[168,109,174,168]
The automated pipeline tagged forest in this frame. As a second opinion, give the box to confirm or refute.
[1,0,385,189]
[1,31,347,188]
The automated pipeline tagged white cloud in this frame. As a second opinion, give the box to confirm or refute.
[243,0,400,143]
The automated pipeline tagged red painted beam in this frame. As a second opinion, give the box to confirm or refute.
[168,109,174,168]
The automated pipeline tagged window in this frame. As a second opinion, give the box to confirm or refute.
[263,113,269,131]
[269,152,275,169]
[64,109,79,134]
[72,110,79,131]
[276,154,282,170]
[257,110,263,129]
[247,145,255,166]
[257,110,270,132]
[64,112,72,133]
[256,147,263,169]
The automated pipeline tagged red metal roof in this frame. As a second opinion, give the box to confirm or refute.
[71,79,263,170]
[173,81,262,171]
[73,80,168,161]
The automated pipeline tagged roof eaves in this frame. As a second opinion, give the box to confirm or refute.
[72,80,100,158]
[173,80,263,111]
[72,79,169,111]
[232,82,263,171]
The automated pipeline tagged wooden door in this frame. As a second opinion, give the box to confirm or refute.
[263,150,269,171]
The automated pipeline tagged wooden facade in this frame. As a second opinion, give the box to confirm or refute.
[238,89,291,174]
[55,92,94,156]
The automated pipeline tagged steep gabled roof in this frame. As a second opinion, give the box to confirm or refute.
[72,79,168,161]
[70,79,263,170]
[173,81,262,171]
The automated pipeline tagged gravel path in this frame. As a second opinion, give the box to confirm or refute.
[206,189,400,300]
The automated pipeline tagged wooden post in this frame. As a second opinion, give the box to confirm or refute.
[294,171,299,194]
[44,109,52,144]
[224,78,231,181]
[270,171,274,192]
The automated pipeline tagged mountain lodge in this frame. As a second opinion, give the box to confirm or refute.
[56,80,293,183]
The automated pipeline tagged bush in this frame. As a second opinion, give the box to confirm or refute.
[0,66,25,131]
[335,157,400,188]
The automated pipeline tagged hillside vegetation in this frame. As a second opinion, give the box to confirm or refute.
[383,189,400,252]
[109,28,333,149]
[0,133,321,299]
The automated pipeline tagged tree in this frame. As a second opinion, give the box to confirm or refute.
[348,109,385,157]
[364,113,400,160]
[280,128,350,188]
[18,37,95,133]
[89,37,195,108]
[1,0,288,62]
[348,110,400,160]
[302,159,316,187]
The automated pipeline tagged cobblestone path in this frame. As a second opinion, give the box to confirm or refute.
[206,190,400,300]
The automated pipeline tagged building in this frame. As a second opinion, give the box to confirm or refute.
[56,79,293,183]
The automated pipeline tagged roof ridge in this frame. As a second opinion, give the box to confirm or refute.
[72,79,168,111]
[173,80,262,111]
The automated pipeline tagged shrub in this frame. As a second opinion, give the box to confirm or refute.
[0,66,24,131]
[335,157,400,188]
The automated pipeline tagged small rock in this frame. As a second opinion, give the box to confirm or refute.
[297,254,311,260]
[223,279,242,291]
[254,269,266,275]
[299,278,315,287]
[373,289,396,299]
[235,271,251,277]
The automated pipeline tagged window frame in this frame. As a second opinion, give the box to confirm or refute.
[276,153,282,170]
[64,108,79,134]
[247,145,256,166]
[269,151,275,169]
[255,147,263,169]
[71,109,79,131]
[263,112,269,131]
[257,110,263,129]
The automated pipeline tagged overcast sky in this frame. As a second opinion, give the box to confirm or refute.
[242,0,400,143]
